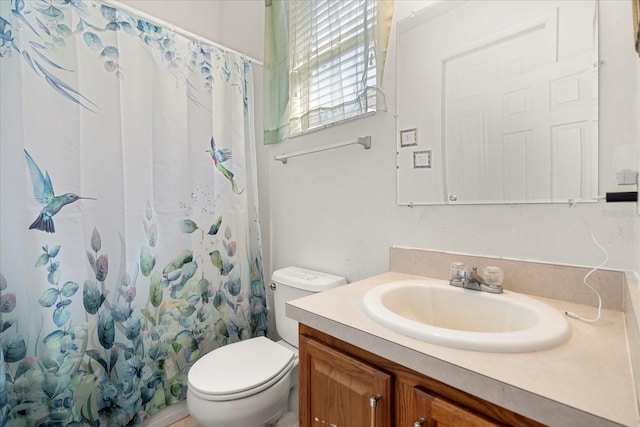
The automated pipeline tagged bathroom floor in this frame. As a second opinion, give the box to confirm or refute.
[168,416,201,427]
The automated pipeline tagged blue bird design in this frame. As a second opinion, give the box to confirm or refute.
[24,149,96,233]
[205,137,243,194]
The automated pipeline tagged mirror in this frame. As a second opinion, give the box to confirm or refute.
[396,0,598,205]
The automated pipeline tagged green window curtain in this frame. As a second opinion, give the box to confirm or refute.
[376,0,395,87]
[263,0,395,145]
[264,0,291,144]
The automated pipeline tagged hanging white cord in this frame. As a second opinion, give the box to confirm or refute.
[565,199,607,323]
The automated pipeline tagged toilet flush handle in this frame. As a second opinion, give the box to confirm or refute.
[269,282,276,290]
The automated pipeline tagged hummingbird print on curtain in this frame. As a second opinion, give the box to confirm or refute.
[24,149,95,233]
[206,137,244,194]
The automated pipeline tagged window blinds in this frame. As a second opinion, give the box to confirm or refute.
[288,0,377,136]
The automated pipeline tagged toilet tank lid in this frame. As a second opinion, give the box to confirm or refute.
[272,266,346,291]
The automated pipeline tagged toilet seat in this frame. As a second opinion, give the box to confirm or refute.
[188,336,296,402]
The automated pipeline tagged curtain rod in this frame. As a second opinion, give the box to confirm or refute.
[102,0,264,66]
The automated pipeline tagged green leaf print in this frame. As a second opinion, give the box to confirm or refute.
[98,309,115,349]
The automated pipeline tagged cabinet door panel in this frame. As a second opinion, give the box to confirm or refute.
[300,335,392,427]
[414,387,503,427]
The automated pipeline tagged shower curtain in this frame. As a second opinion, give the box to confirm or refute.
[0,1,267,425]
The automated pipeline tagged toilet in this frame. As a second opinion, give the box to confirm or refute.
[186,266,346,427]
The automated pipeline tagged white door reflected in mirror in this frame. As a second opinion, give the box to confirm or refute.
[396,0,598,205]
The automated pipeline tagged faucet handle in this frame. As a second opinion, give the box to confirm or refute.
[483,266,504,286]
[450,262,465,279]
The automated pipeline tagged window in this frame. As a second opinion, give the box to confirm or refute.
[288,0,378,136]
[264,0,393,144]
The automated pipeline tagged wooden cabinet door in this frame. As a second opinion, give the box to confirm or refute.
[413,387,503,427]
[299,335,392,427]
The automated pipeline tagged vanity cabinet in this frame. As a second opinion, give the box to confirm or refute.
[411,387,501,427]
[299,324,544,427]
[299,334,392,426]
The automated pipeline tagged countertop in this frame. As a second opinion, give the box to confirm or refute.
[286,272,640,427]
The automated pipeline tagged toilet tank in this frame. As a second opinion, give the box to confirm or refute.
[271,267,346,348]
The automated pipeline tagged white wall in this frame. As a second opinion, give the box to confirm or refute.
[116,0,220,41]
[116,0,639,285]
[636,27,640,273]
[267,0,640,283]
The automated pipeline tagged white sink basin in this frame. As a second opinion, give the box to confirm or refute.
[362,279,571,353]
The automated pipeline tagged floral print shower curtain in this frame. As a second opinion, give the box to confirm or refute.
[0,1,267,425]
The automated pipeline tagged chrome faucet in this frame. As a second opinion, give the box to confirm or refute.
[449,266,503,294]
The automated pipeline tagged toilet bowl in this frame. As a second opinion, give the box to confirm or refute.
[187,337,296,427]
[186,267,346,427]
